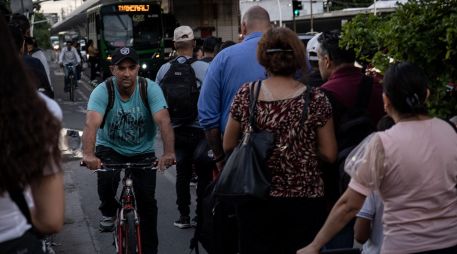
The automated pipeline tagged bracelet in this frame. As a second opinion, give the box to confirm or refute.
[213,154,225,163]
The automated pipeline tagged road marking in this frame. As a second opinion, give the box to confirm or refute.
[54,70,64,76]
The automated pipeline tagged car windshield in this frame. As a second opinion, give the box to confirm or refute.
[103,13,161,49]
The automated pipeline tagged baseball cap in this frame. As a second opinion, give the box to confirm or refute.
[173,26,194,42]
[111,47,139,65]
[306,32,322,62]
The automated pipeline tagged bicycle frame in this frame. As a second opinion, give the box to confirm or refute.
[65,64,77,101]
[86,162,158,254]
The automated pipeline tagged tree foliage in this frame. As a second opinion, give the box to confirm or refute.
[33,12,51,49]
[340,0,457,117]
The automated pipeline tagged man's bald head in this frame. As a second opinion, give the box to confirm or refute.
[241,6,271,34]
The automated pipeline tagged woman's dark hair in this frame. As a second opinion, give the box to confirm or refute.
[257,27,306,76]
[317,30,355,66]
[0,14,61,192]
[383,62,428,116]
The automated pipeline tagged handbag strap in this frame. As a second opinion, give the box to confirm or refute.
[248,80,262,130]
[248,80,311,131]
[8,188,33,226]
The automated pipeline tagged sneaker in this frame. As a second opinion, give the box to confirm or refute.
[99,216,115,232]
[189,174,198,187]
[173,216,192,229]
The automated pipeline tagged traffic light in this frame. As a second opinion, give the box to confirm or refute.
[292,0,302,17]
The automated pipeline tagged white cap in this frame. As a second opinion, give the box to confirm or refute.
[173,26,194,42]
[306,32,322,62]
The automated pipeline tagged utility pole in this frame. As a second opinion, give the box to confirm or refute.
[310,0,313,32]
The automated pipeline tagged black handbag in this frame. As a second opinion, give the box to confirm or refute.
[214,80,274,203]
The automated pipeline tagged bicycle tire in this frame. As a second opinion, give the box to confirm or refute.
[124,211,138,254]
[69,75,75,102]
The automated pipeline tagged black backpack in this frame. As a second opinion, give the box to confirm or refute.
[323,75,376,196]
[100,76,151,129]
[159,56,199,125]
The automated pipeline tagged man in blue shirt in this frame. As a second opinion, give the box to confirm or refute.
[82,47,175,254]
[198,6,270,171]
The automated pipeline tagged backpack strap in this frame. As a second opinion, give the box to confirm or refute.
[100,77,115,129]
[355,75,374,109]
[139,77,152,117]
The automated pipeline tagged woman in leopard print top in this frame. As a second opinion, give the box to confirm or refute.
[223,27,337,254]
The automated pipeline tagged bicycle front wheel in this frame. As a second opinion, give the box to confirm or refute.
[123,211,139,254]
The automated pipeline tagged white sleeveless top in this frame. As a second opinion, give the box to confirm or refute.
[0,93,62,242]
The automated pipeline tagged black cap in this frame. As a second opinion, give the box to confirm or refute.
[111,47,139,65]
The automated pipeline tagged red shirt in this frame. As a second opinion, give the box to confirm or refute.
[321,66,384,125]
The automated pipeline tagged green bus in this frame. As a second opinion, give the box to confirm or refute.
[87,2,175,80]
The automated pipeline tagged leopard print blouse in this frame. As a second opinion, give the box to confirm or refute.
[230,82,332,198]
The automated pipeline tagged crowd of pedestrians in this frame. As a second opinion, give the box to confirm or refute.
[1,4,457,254]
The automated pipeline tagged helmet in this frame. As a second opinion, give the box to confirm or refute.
[306,32,322,62]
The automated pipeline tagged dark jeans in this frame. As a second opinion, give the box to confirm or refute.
[174,127,213,218]
[324,219,355,249]
[89,57,98,80]
[95,145,158,254]
[236,197,326,254]
[0,230,44,254]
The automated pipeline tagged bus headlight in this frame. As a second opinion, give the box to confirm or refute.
[142,63,147,69]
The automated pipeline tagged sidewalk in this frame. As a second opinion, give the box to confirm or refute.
[53,130,99,253]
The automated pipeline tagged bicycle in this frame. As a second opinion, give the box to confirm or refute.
[81,161,159,254]
[65,63,77,102]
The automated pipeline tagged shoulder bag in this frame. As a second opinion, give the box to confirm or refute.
[213,80,274,203]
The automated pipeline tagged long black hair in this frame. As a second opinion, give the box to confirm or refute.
[0,14,61,192]
[383,62,428,116]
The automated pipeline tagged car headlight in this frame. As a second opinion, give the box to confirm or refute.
[142,63,147,69]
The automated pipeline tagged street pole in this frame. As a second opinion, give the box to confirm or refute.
[374,0,377,15]
[293,11,296,32]
[310,0,314,32]
[277,0,282,27]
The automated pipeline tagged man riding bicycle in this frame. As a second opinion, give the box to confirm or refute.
[82,47,176,254]
[59,40,81,92]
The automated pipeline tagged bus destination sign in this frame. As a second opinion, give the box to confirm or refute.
[117,4,150,12]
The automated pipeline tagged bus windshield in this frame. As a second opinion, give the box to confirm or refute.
[103,13,161,49]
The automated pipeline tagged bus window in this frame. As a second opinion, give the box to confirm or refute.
[103,15,133,47]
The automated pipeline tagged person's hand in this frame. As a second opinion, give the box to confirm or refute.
[296,243,320,254]
[82,154,102,171]
[158,152,176,172]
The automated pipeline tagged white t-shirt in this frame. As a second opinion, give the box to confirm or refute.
[32,50,53,91]
[357,191,384,254]
[0,93,62,242]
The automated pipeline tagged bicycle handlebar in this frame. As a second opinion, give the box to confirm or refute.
[80,161,159,171]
